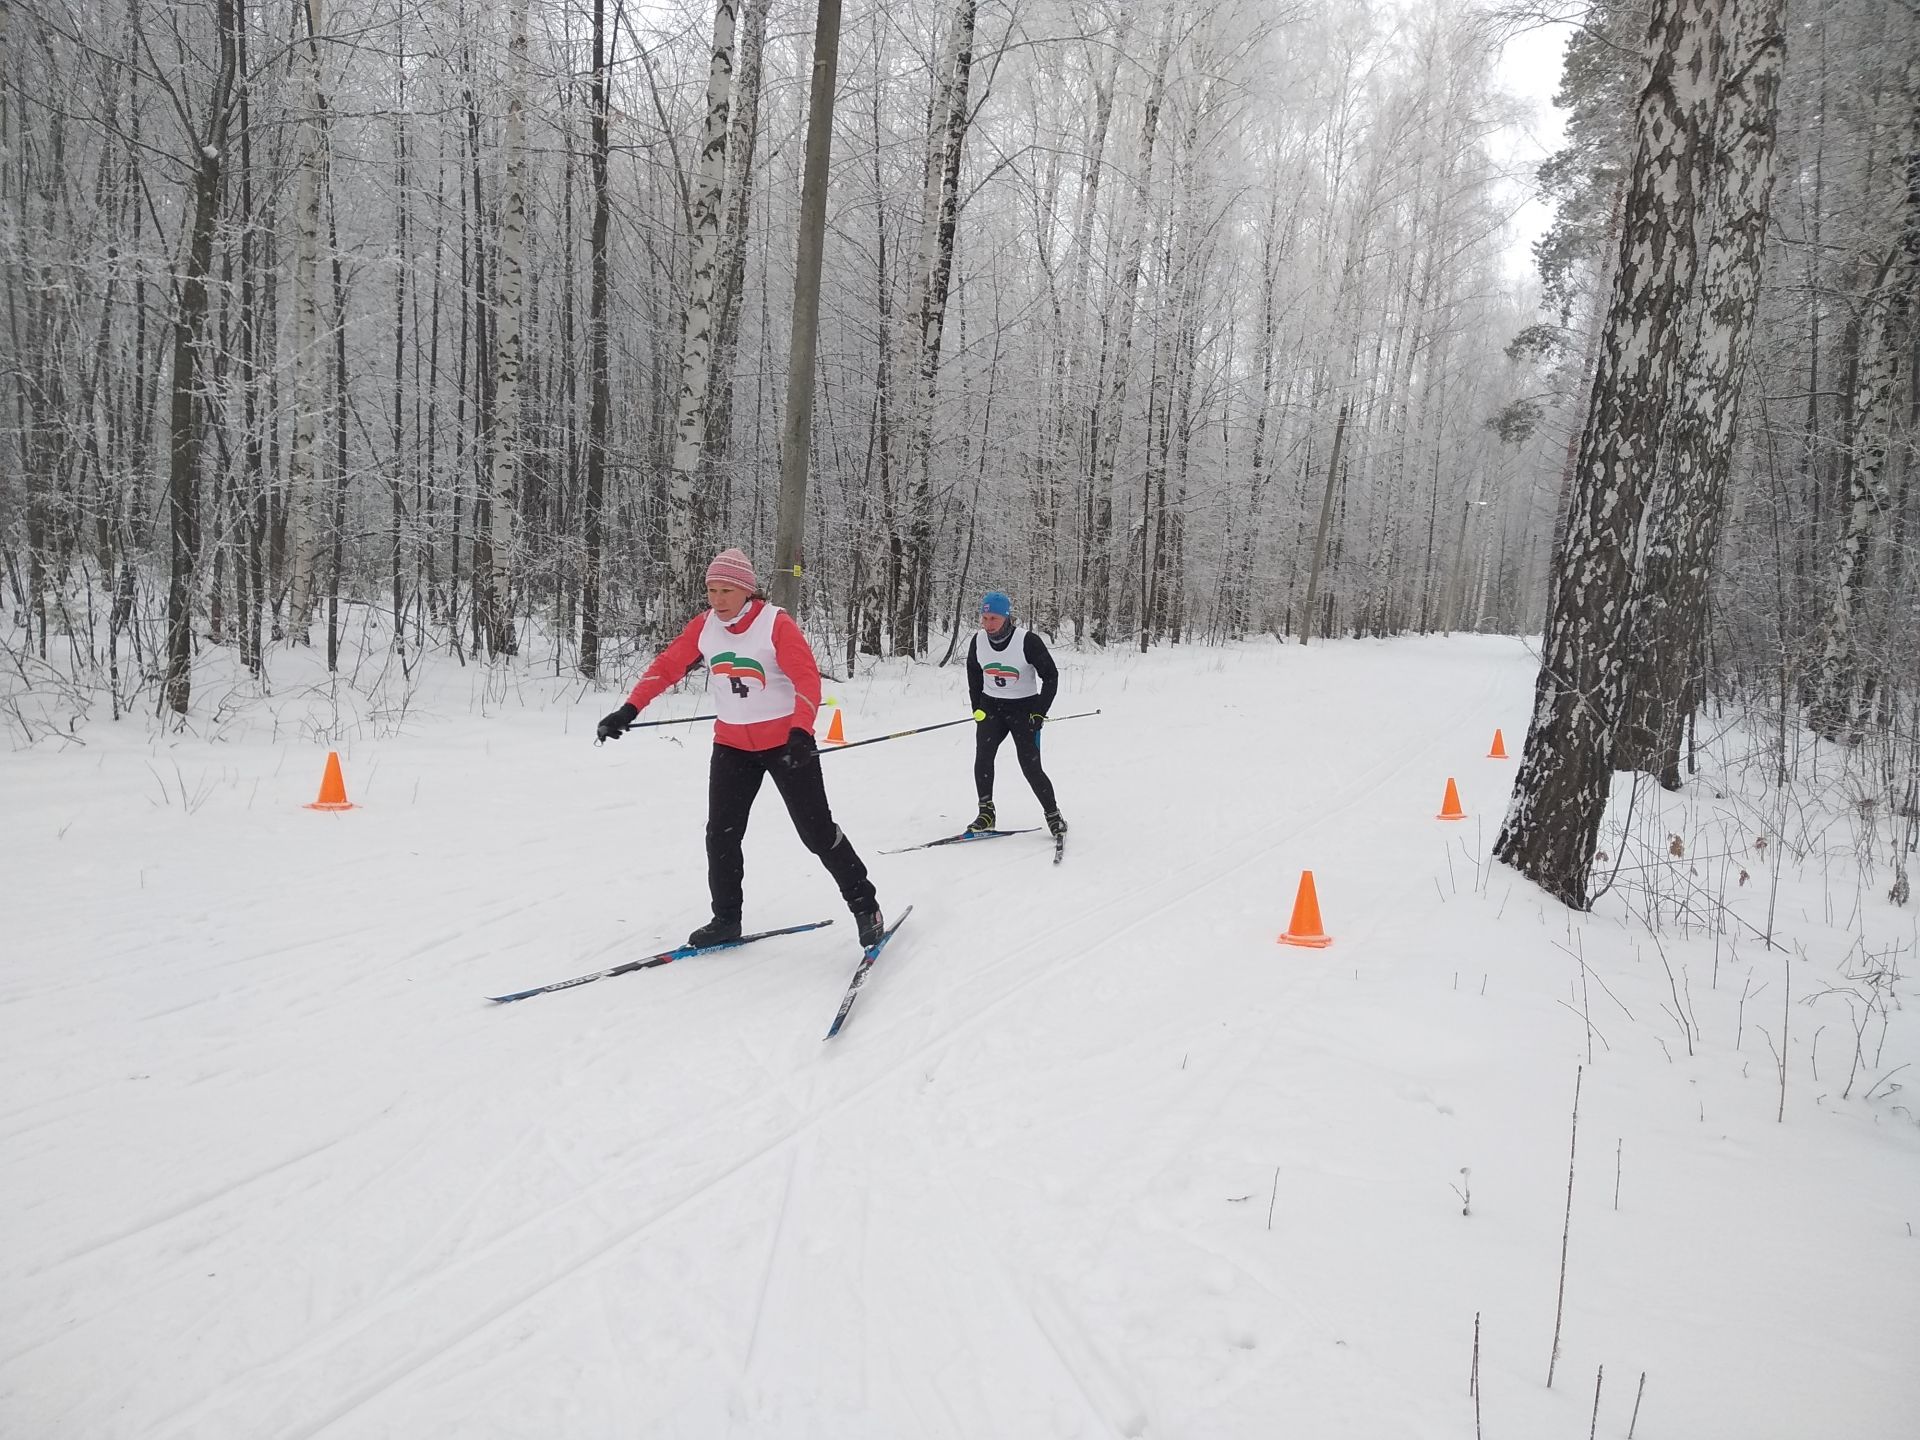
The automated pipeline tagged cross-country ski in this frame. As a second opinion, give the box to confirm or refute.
[485,919,833,1004]
[882,826,1040,854]
[823,905,914,1040]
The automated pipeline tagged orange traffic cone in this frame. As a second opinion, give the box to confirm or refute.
[824,708,847,745]
[1437,777,1466,821]
[305,751,356,811]
[1277,871,1333,948]
[1488,728,1509,759]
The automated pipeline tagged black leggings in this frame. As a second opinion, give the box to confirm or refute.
[707,743,876,922]
[973,704,1058,814]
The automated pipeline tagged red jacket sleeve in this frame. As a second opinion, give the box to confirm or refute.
[771,610,820,732]
[625,613,707,711]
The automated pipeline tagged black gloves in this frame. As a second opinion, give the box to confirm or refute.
[781,727,819,770]
[1027,712,1047,733]
[597,702,638,742]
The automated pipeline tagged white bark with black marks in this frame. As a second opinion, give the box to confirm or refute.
[1619,0,1788,784]
[285,0,325,643]
[483,0,529,658]
[1495,0,1727,908]
[1808,70,1920,741]
[668,0,740,605]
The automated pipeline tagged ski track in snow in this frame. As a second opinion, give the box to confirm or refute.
[594,654,1510,1436]
[6,637,1915,1439]
[17,644,1505,1437]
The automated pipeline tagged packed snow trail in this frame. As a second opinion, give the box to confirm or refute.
[3,636,1915,1440]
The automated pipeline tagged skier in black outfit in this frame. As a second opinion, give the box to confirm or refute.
[965,590,1067,839]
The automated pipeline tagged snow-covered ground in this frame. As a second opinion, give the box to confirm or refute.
[3,632,1915,1439]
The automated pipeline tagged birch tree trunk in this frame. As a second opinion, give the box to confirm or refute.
[1048,20,1126,634]
[1083,21,1172,644]
[1234,190,1291,636]
[668,0,739,605]
[896,0,977,654]
[703,0,770,489]
[284,0,325,643]
[1807,74,1920,741]
[579,0,612,679]
[1494,0,1726,908]
[1544,184,1624,624]
[481,0,528,658]
[1617,0,1787,784]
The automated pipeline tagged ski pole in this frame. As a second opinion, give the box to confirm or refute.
[819,715,977,752]
[820,707,1101,754]
[595,712,717,745]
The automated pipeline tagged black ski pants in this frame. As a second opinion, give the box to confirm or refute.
[707,742,876,923]
[973,700,1058,814]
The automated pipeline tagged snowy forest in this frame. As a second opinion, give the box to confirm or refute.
[6,5,1919,1430]
[2,0,1918,904]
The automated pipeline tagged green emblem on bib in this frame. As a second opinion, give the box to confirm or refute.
[713,652,768,699]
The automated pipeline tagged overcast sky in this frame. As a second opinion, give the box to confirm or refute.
[1492,15,1573,283]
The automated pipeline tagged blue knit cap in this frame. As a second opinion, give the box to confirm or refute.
[981,591,1012,617]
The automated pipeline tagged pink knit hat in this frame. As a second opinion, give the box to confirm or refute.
[705,547,758,593]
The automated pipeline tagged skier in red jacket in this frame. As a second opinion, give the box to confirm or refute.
[597,549,884,950]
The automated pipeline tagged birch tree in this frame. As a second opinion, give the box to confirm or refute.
[703,0,771,493]
[1495,0,1728,907]
[284,0,326,643]
[1082,16,1173,644]
[896,0,979,653]
[668,0,740,606]
[1807,69,1920,742]
[578,0,613,678]
[478,0,528,658]
[1616,0,1788,785]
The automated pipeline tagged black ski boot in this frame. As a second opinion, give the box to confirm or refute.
[966,799,996,834]
[687,915,744,948]
[1045,810,1068,838]
[855,907,886,950]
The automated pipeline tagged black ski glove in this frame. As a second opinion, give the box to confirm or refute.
[597,702,639,742]
[780,727,818,770]
[1026,711,1047,733]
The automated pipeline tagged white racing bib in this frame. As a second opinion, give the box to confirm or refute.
[972,626,1041,700]
[700,603,798,724]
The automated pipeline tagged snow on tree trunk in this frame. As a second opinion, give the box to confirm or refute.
[1617,0,1787,785]
[481,0,528,659]
[1494,0,1726,909]
[285,0,325,644]
[1084,21,1172,646]
[668,0,739,607]
[1807,77,1920,742]
[702,0,769,489]
[1049,24,1126,637]
[1234,200,1281,637]
[895,0,976,656]
[579,0,613,680]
